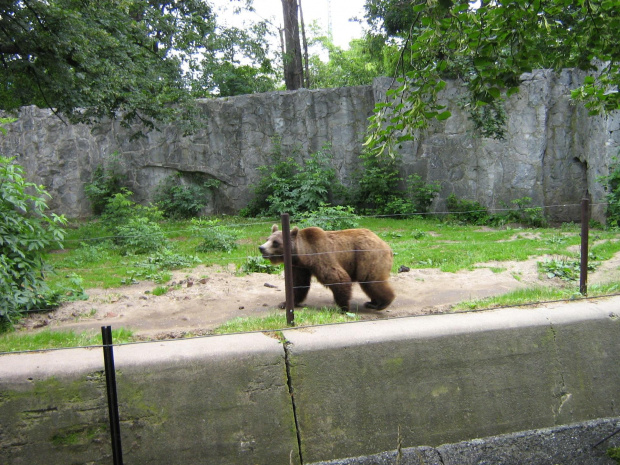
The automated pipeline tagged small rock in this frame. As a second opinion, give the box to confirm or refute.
[239,306,245,310]
[105,312,117,318]
[187,281,194,287]
[264,283,277,288]
[199,278,208,284]
[398,265,410,273]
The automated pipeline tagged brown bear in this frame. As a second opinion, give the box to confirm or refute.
[259,225,395,311]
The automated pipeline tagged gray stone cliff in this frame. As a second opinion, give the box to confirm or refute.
[1,71,618,222]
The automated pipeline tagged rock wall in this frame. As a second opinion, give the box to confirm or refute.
[1,71,619,221]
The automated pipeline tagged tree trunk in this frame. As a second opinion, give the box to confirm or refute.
[299,0,310,88]
[281,0,304,90]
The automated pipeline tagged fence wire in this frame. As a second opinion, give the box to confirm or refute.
[4,199,620,352]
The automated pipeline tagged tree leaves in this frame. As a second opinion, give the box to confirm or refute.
[0,0,275,131]
[363,0,620,156]
[0,157,67,323]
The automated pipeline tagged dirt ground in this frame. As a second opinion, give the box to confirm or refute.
[17,252,620,340]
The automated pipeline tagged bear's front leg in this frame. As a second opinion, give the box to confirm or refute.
[328,281,352,312]
[279,266,312,309]
[292,266,312,306]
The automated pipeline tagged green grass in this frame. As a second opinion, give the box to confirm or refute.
[45,215,620,290]
[453,281,620,312]
[0,328,135,353]
[212,308,360,334]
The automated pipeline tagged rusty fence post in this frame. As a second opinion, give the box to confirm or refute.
[281,213,295,326]
[580,195,590,296]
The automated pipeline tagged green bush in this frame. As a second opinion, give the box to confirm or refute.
[153,172,220,219]
[445,194,489,224]
[502,197,547,227]
[0,156,67,328]
[242,136,299,217]
[242,139,342,217]
[354,150,402,214]
[84,152,126,215]
[599,155,620,228]
[100,188,163,228]
[115,217,167,255]
[406,174,441,214]
[192,219,240,253]
[241,256,281,274]
[297,205,360,230]
[354,151,440,216]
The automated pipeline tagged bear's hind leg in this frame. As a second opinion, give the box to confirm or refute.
[360,281,395,310]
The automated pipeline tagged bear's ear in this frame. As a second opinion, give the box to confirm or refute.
[271,224,279,233]
[291,227,299,237]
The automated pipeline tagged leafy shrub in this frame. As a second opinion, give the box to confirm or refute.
[153,172,220,219]
[84,152,126,215]
[192,219,240,253]
[406,174,441,214]
[502,197,547,227]
[0,156,67,327]
[599,155,620,228]
[242,139,342,217]
[115,217,167,255]
[134,249,201,270]
[123,250,200,284]
[538,256,597,281]
[59,241,113,267]
[445,194,489,224]
[354,151,440,216]
[354,150,402,214]
[242,136,299,217]
[100,189,163,228]
[297,205,360,230]
[241,256,281,274]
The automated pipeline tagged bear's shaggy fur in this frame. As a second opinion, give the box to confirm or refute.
[259,225,395,311]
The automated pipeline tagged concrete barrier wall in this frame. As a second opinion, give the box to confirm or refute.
[1,301,619,464]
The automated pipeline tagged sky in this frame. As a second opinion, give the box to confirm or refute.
[214,0,368,50]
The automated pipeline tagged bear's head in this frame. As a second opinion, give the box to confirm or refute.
[259,224,298,264]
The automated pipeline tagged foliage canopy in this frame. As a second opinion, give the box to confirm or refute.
[0,0,274,130]
[362,0,620,155]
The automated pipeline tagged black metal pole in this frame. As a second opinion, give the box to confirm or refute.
[281,213,295,326]
[580,196,590,296]
[101,326,124,465]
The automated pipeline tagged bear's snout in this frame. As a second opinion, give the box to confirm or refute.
[258,245,267,255]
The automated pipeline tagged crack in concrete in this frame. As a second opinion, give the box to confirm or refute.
[546,318,572,423]
[283,340,304,465]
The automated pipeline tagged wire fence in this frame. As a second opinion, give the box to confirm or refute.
[5,197,620,350]
[4,199,620,465]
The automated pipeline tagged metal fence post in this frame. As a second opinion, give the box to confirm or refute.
[101,326,124,465]
[281,213,295,326]
[580,195,590,296]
